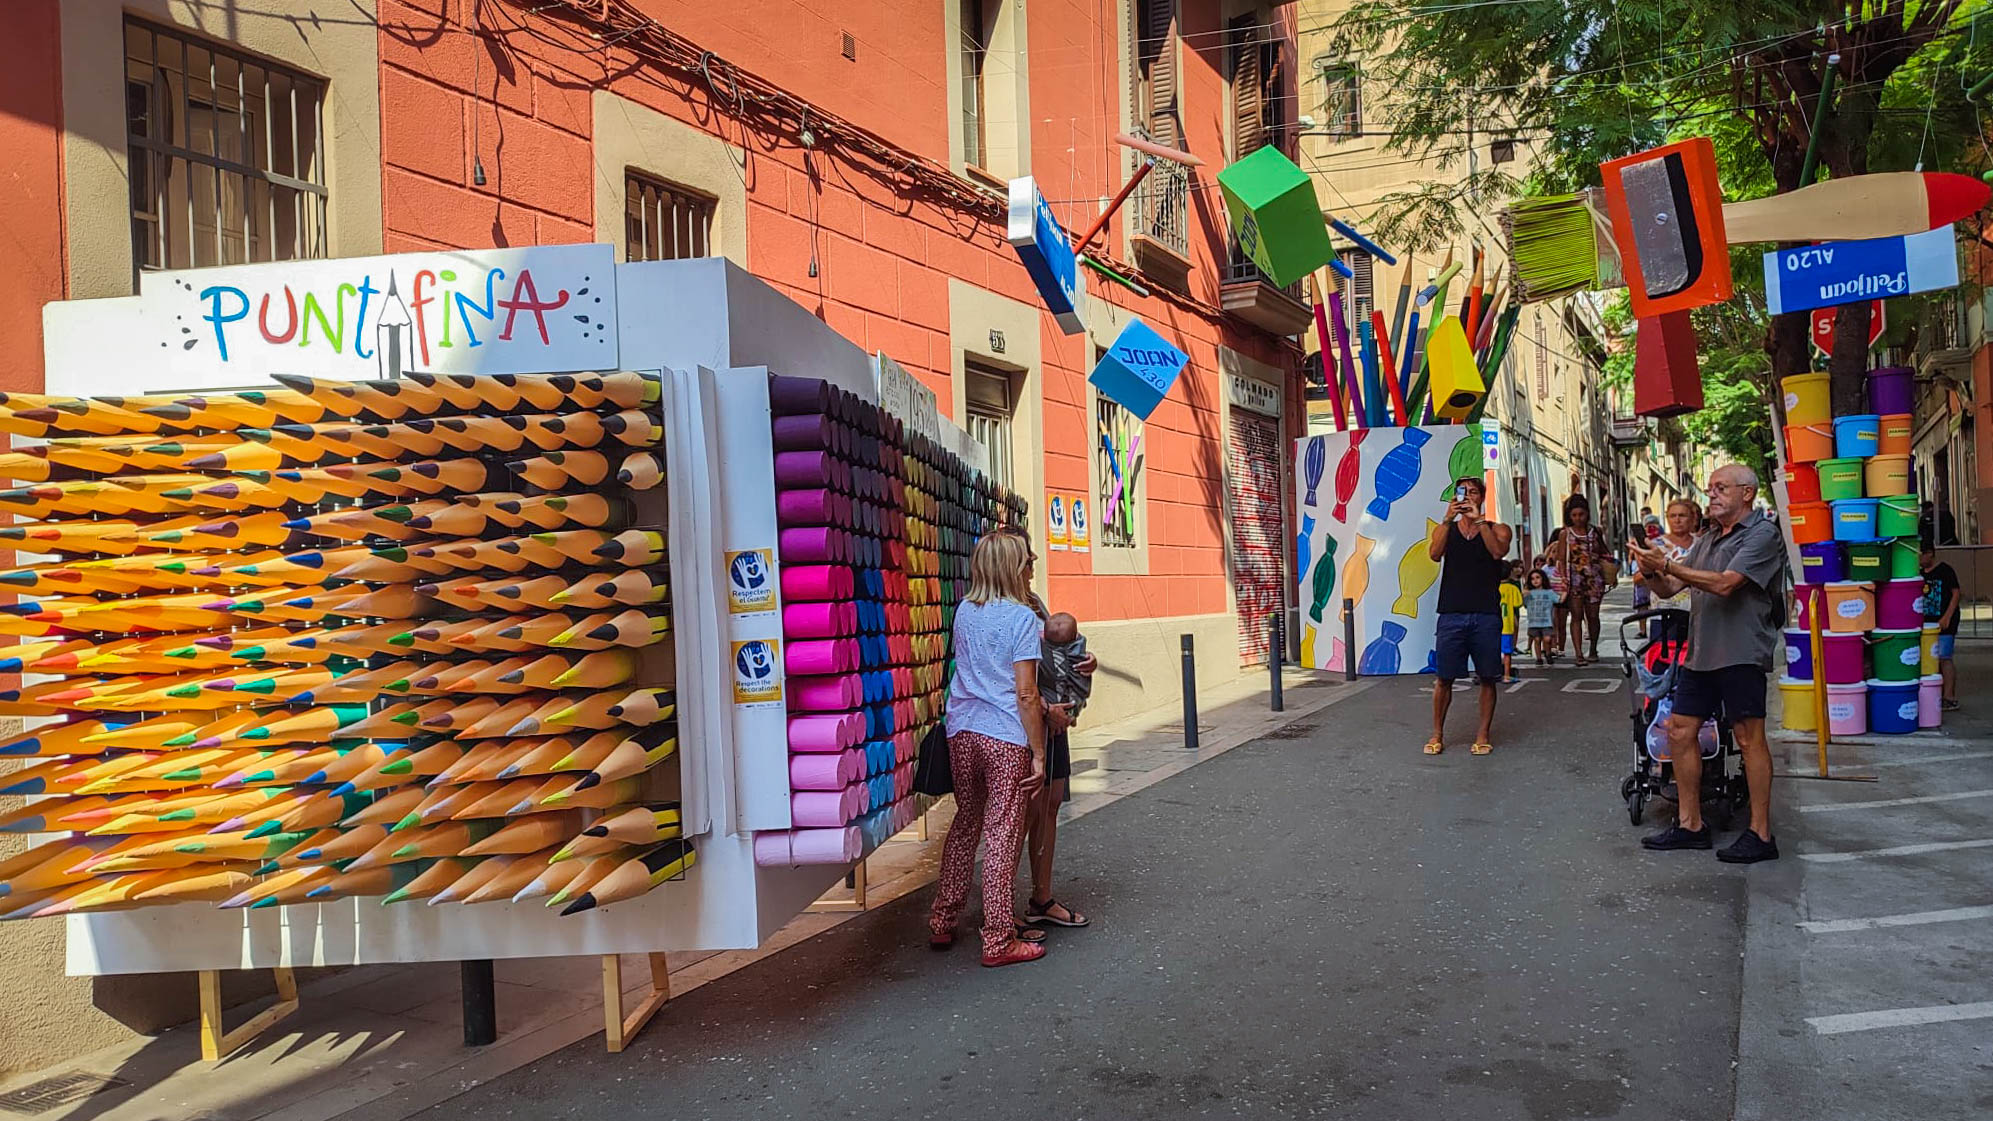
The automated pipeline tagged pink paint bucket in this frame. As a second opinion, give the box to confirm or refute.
[1919,674,1944,728]
[1826,682,1868,736]
[1875,578,1924,630]
[1819,632,1866,684]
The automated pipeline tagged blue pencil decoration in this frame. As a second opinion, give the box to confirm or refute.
[1330,218,1397,266]
[1357,321,1386,428]
[1398,309,1422,417]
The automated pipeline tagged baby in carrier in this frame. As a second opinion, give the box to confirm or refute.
[1039,612,1093,717]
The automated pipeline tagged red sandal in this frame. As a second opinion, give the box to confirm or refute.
[981,939,1047,968]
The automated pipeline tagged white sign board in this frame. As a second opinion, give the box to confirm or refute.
[874,353,941,443]
[1481,424,1501,468]
[137,244,619,380]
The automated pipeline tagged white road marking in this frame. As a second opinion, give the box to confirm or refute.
[1807,1000,1993,1035]
[1561,678,1619,694]
[1865,750,1993,768]
[1802,837,1993,863]
[1797,788,1993,814]
[1799,904,1993,934]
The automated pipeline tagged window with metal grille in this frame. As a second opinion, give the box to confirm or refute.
[1320,61,1360,137]
[625,171,715,262]
[124,17,328,280]
[1096,392,1143,548]
[964,362,1015,492]
[1334,250,1374,331]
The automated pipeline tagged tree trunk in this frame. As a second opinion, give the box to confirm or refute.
[1828,301,1876,412]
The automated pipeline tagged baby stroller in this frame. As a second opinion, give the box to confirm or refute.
[1617,609,1749,827]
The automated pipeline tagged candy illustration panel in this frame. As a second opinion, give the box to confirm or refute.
[1294,425,1486,675]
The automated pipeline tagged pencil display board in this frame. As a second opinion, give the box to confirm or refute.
[1294,425,1495,675]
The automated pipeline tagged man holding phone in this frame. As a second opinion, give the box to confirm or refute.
[1424,476,1514,756]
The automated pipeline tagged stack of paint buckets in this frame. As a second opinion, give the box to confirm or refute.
[753,375,1025,867]
[1778,366,1942,736]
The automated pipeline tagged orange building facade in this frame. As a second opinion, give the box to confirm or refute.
[0,0,1305,727]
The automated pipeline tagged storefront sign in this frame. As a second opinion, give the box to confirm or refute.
[1007,176,1085,335]
[1047,495,1068,551]
[1090,320,1188,420]
[137,244,618,378]
[725,548,778,615]
[1227,373,1282,417]
[1763,227,1957,315]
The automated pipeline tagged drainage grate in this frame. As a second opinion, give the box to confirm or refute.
[0,1073,128,1115]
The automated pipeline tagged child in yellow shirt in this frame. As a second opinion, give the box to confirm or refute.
[1498,562,1524,684]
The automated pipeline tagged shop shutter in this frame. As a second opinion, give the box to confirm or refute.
[1228,406,1286,665]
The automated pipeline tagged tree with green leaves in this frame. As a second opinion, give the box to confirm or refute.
[1334,0,1990,419]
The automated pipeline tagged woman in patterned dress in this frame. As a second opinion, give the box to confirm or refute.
[1550,494,1610,665]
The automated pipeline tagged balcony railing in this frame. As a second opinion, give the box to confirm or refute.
[1129,127,1189,262]
[1223,247,1304,299]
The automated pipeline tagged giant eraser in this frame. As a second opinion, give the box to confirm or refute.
[1633,310,1704,418]
[1088,319,1188,420]
[1217,145,1339,288]
[1600,137,1732,317]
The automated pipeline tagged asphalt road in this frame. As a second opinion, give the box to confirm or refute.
[413,644,1756,1120]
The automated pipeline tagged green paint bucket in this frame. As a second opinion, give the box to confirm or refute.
[1886,537,1921,580]
[1870,629,1922,683]
[1875,493,1918,537]
[1845,541,1886,582]
[1815,457,1866,501]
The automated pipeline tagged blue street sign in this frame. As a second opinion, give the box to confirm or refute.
[1763,226,1959,315]
[1089,319,1187,419]
[1007,176,1085,335]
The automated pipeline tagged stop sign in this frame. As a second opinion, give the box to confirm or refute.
[1811,300,1885,357]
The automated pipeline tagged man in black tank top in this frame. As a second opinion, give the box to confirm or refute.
[1424,476,1514,756]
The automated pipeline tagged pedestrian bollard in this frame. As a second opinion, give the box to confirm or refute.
[1342,597,1358,681]
[461,959,496,1046]
[1268,616,1285,712]
[1181,634,1199,749]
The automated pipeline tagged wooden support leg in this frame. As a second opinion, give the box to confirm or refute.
[198,967,299,1062]
[807,859,868,913]
[601,953,671,1054]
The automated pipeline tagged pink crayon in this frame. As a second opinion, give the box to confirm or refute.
[776,489,849,528]
[790,785,863,828]
[779,526,847,564]
[788,712,862,752]
[783,601,854,639]
[788,674,861,712]
[789,749,864,791]
[786,638,858,676]
[781,565,852,602]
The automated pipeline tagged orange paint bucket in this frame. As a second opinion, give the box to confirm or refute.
[1878,413,1912,455]
[1786,502,1832,545]
[1783,423,1834,463]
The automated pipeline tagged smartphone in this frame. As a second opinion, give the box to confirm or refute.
[1454,483,1469,504]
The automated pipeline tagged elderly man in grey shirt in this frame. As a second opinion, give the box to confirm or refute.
[1626,464,1787,864]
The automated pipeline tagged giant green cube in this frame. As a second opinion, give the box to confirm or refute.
[1217,145,1337,288]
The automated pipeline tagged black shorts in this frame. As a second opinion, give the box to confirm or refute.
[1671,665,1768,722]
[1046,730,1071,782]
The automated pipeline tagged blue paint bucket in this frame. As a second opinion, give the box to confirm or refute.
[1830,498,1880,542]
[1833,413,1881,458]
[1866,678,1920,735]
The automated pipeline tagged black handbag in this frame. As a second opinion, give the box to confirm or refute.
[912,721,953,796]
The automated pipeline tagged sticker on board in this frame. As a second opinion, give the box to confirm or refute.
[1069,497,1091,553]
[732,639,783,706]
[726,549,777,615]
[1047,495,1069,551]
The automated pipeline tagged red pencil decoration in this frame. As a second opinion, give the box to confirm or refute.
[1370,309,1408,425]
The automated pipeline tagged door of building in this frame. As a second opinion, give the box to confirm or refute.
[1227,404,1285,665]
